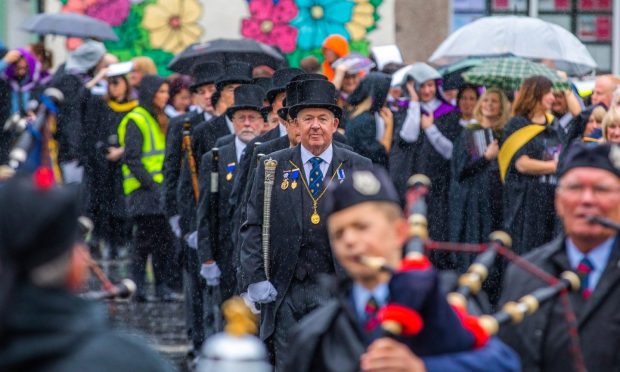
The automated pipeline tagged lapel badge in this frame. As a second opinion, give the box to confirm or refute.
[226,162,236,181]
[290,168,300,189]
[337,168,346,183]
[281,170,290,190]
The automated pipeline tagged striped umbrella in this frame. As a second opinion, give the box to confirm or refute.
[462,57,570,91]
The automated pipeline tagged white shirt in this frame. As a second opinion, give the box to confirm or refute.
[374,112,385,141]
[225,115,234,134]
[399,98,443,143]
[566,237,615,291]
[279,123,288,137]
[234,136,247,163]
[300,144,333,184]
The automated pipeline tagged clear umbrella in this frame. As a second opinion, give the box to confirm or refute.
[429,16,597,77]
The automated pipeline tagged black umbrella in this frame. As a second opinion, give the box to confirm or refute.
[168,38,286,74]
[21,13,118,41]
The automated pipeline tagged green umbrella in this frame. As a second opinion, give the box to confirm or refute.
[462,57,569,91]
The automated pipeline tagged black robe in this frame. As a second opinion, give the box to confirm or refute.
[501,115,563,256]
[346,111,388,167]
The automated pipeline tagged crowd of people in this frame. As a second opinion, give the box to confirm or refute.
[1,34,620,372]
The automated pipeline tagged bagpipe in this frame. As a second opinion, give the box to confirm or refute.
[1,87,64,182]
[358,174,590,370]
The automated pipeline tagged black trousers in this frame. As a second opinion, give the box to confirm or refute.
[273,277,330,371]
[184,247,206,350]
[131,214,175,295]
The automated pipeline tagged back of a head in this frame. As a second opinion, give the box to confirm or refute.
[138,74,166,108]
[300,56,321,74]
[131,56,157,75]
[347,72,391,113]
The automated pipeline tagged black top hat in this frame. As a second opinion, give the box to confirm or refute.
[288,80,342,120]
[190,62,224,91]
[252,77,273,95]
[266,68,304,104]
[216,62,253,90]
[226,84,266,119]
[277,73,328,120]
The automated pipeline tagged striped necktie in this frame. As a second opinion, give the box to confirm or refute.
[363,296,380,332]
[576,257,594,299]
[308,157,324,198]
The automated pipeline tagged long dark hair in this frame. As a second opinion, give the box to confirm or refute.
[512,75,553,118]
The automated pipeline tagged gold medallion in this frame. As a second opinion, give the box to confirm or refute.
[311,212,320,224]
[291,180,297,189]
[281,179,289,190]
[226,172,233,181]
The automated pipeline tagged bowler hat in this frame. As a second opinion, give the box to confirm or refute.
[226,84,266,119]
[190,62,224,91]
[278,73,328,120]
[216,62,253,90]
[288,79,342,120]
[266,68,304,104]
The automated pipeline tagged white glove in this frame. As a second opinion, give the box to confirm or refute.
[240,292,261,314]
[247,280,278,303]
[185,231,198,249]
[168,215,182,238]
[200,262,221,286]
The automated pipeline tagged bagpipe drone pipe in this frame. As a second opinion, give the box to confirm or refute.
[358,174,586,369]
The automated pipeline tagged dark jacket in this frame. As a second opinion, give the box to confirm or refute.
[122,76,167,217]
[346,111,389,167]
[162,110,205,218]
[240,144,372,340]
[196,141,239,300]
[286,279,521,372]
[191,114,233,165]
[499,235,620,372]
[0,283,173,372]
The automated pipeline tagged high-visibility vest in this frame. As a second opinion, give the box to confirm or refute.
[117,106,165,195]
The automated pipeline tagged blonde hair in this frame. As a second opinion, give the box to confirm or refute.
[473,88,511,131]
[602,106,620,142]
[131,56,157,75]
[590,105,607,124]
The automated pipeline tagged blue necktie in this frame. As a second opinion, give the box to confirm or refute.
[309,157,324,198]
[576,257,594,299]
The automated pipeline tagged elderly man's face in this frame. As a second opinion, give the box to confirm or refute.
[592,77,616,108]
[232,109,262,143]
[556,168,620,248]
[297,107,338,154]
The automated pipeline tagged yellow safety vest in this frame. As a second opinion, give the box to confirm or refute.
[118,106,165,195]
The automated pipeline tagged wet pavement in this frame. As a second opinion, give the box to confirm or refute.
[88,256,192,372]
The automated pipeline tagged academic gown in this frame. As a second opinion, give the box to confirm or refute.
[345,111,389,167]
[501,115,563,256]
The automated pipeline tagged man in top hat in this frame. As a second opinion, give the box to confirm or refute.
[500,143,620,371]
[193,84,266,337]
[240,79,372,369]
[0,171,173,371]
[284,167,521,372]
[499,143,620,372]
[161,61,224,360]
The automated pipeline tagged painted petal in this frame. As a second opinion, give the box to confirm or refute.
[241,18,263,39]
[143,4,170,30]
[324,2,354,23]
[159,0,181,14]
[346,22,366,41]
[271,24,298,53]
[354,2,374,13]
[162,31,182,53]
[325,22,350,40]
[296,0,316,8]
[273,0,298,23]
[296,22,318,50]
[290,8,311,27]
[179,24,202,47]
[352,11,374,28]
[313,22,329,49]
[249,0,273,20]
[180,0,202,24]
[149,26,172,49]
[320,0,342,5]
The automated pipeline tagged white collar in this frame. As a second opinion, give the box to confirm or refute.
[279,123,288,136]
[421,98,441,113]
[300,143,333,165]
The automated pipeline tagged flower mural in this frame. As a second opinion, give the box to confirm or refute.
[85,0,131,26]
[241,0,299,53]
[241,0,383,67]
[142,0,204,54]
[290,0,354,50]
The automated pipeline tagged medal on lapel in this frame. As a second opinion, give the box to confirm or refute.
[226,162,236,181]
[281,171,290,190]
[290,169,300,190]
[337,168,346,183]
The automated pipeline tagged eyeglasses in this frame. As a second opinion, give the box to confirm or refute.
[234,114,262,123]
[557,183,620,199]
